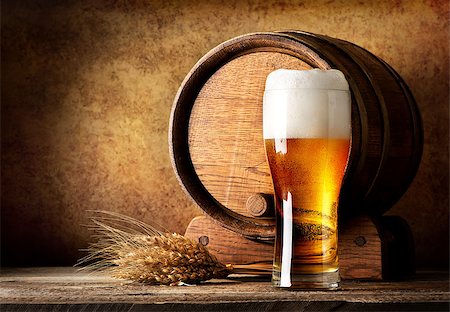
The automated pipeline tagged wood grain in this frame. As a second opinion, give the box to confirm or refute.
[339,216,382,279]
[189,52,310,218]
[185,215,383,280]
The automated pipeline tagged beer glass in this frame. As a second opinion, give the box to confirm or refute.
[263,69,351,289]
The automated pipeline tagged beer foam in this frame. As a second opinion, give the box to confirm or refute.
[263,69,351,139]
[265,69,349,91]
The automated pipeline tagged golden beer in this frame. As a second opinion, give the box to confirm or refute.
[266,138,350,275]
[263,69,351,289]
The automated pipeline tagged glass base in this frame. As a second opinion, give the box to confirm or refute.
[272,269,340,290]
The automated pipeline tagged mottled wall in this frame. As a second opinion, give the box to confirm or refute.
[1,0,448,267]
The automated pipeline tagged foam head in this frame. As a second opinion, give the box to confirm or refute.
[263,69,351,139]
[265,68,350,91]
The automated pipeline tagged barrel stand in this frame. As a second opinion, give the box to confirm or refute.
[185,214,414,280]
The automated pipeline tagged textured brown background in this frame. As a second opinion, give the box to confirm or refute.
[1,0,448,268]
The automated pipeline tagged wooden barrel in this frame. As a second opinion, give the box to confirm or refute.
[169,31,423,240]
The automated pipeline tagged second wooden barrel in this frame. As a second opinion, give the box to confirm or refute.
[169,31,423,240]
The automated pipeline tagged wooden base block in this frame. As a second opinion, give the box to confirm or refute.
[185,215,414,280]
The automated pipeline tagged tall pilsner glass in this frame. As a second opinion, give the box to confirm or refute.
[263,69,351,289]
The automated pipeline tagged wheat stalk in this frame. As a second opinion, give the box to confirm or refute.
[76,211,233,286]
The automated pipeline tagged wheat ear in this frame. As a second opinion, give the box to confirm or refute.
[75,211,233,286]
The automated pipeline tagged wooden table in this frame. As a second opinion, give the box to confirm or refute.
[1,267,449,311]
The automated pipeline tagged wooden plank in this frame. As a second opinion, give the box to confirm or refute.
[0,267,448,307]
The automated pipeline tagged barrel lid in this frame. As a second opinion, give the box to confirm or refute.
[169,32,332,239]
